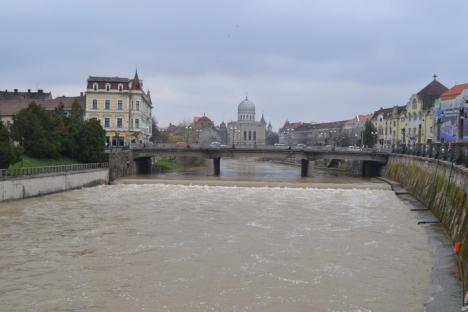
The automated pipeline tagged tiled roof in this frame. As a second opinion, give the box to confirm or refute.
[295,120,348,131]
[372,107,393,120]
[440,83,468,101]
[87,76,130,83]
[131,71,142,90]
[0,90,52,100]
[417,79,448,109]
[0,96,85,117]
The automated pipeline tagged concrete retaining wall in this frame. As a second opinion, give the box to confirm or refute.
[384,155,468,297]
[0,169,109,201]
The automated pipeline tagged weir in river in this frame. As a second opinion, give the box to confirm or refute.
[0,159,460,311]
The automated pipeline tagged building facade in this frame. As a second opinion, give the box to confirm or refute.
[402,77,447,144]
[435,83,468,142]
[190,115,221,145]
[227,97,266,145]
[85,71,152,146]
[0,89,85,126]
[372,107,394,147]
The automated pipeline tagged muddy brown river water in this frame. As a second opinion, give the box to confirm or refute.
[0,159,456,311]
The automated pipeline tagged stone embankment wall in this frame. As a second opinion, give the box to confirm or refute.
[0,169,109,201]
[384,155,468,291]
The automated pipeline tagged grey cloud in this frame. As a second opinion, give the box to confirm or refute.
[1,0,467,128]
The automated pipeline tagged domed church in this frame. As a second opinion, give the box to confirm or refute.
[227,97,266,145]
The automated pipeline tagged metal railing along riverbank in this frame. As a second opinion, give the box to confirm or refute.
[0,163,108,180]
[391,142,468,167]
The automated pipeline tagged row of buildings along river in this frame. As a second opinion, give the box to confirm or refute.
[279,75,468,148]
[0,71,275,147]
[0,71,153,147]
[2,73,468,148]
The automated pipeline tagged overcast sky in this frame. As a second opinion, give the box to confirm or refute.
[1,0,467,130]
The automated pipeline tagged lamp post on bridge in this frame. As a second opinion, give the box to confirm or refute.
[185,126,192,145]
[229,126,238,146]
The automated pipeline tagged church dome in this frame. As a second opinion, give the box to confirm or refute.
[238,96,255,112]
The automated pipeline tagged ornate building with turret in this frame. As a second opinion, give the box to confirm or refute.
[227,97,266,145]
[85,71,153,146]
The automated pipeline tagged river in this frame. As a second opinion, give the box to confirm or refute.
[0,159,456,311]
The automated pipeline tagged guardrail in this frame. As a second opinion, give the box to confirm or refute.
[0,162,109,179]
[391,142,468,168]
[127,143,389,153]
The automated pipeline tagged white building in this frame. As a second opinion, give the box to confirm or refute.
[227,97,266,145]
[85,71,153,146]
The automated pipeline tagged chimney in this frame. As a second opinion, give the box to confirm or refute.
[14,89,18,94]
[80,92,83,97]
[27,89,31,93]
[38,89,43,94]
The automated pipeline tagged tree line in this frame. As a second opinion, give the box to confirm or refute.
[0,101,106,169]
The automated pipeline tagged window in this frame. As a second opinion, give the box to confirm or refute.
[248,131,251,140]
[135,118,139,129]
[92,99,97,110]
[104,118,110,128]
[117,118,122,128]
[118,84,123,92]
[243,131,247,141]
[93,83,98,90]
[253,131,256,141]
[106,83,111,91]
[117,100,123,110]
[105,100,110,110]
[136,101,140,111]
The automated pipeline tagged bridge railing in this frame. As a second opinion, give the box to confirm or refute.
[130,143,388,153]
[0,162,109,180]
[391,142,468,167]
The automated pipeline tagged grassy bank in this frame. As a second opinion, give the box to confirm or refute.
[9,156,81,169]
[155,157,182,172]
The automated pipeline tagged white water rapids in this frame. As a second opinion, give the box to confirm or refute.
[0,183,431,311]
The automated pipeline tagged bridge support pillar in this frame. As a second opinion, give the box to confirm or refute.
[207,157,221,176]
[301,159,314,177]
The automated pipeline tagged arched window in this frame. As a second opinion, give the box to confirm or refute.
[118,84,123,92]
[105,83,111,91]
[93,83,98,91]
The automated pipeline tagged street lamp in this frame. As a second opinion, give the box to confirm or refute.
[371,130,378,147]
[185,126,192,144]
[195,128,202,144]
[229,126,238,145]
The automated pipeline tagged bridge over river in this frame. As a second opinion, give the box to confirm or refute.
[108,144,389,180]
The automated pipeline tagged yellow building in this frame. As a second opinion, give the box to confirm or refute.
[85,71,153,146]
[401,77,447,144]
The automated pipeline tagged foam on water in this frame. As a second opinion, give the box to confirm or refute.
[0,183,432,311]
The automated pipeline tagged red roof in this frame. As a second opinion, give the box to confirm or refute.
[131,71,142,90]
[440,83,468,101]
[357,114,372,122]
